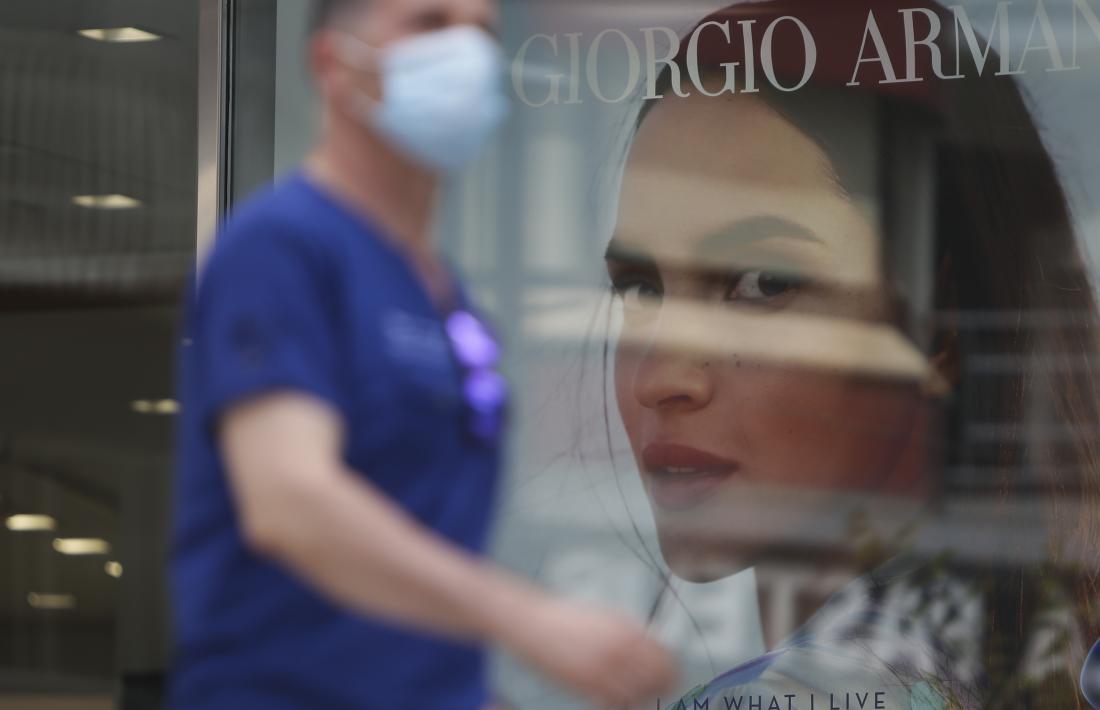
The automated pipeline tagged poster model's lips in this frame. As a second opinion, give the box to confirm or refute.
[641,443,740,511]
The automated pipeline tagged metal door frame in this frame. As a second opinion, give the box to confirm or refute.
[196,0,231,263]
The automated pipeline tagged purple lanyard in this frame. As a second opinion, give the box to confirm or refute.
[443,308,508,446]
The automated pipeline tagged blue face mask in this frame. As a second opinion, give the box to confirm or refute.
[336,25,510,175]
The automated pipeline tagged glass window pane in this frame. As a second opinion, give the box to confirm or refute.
[0,0,199,707]
[228,1,1100,708]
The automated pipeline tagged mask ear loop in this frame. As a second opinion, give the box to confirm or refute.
[332,32,379,72]
[331,33,386,116]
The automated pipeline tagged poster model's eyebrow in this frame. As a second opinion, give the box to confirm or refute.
[696,216,824,257]
[605,217,823,265]
[603,238,656,265]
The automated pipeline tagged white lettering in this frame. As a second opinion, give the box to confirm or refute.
[760,16,817,90]
[900,7,960,80]
[565,33,582,104]
[849,11,901,85]
[513,34,562,107]
[641,26,689,99]
[1015,0,1068,72]
[586,29,642,104]
[686,21,740,96]
[740,20,761,93]
[1072,0,1100,68]
[951,2,1014,75]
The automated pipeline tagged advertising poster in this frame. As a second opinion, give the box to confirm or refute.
[456,0,1100,707]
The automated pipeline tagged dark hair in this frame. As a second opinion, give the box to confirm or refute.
[632,0,1100,704]
[309,0,370,35]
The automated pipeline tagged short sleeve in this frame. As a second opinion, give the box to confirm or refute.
[186,227,346,432]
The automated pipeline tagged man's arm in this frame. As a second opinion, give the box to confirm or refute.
[220,392,678,707]
[221,391,529,639]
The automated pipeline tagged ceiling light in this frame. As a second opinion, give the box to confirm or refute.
[5,514,57,532]
[53,538,111,555]
[105,561,123,578]
[27,593,76,610]
[153,399,180,414]
[78,27,162,43]
[131,399,179,415]
[72,194,142,210]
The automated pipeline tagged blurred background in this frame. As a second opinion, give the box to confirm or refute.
[2,0,1100,708]
[0,0,196,708]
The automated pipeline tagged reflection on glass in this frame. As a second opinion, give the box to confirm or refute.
[602,1,1100,707]
[0,0,198,707]
[197,0,1100,708]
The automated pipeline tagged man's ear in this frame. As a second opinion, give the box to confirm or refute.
[313,32,383,106]
[309,32,342,99]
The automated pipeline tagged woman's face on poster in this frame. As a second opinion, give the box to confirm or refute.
[608,86,935,581]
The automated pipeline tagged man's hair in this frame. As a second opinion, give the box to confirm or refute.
[310,0,371,34]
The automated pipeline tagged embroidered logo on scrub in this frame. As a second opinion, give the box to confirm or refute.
[229,317,268,369]
[381,309,452,371]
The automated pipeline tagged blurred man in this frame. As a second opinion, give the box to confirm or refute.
[165,0,677,708]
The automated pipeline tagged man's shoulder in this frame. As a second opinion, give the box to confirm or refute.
[219,173,334,246]
[203,173,348,277]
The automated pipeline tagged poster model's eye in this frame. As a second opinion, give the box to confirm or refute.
[612,277,662,310]
[725,270,803,305]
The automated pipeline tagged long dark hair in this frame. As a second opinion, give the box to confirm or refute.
[625,0,1100,705]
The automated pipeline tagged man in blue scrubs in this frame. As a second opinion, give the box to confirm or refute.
[166,0,677,708]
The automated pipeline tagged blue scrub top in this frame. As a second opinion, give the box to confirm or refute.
[167,172,503,710]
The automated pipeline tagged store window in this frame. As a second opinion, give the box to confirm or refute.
[0,1,198,708]
[224,0,1100,708]
[5,0,1100,708]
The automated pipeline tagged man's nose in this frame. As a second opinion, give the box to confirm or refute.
[631,340,717,412]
